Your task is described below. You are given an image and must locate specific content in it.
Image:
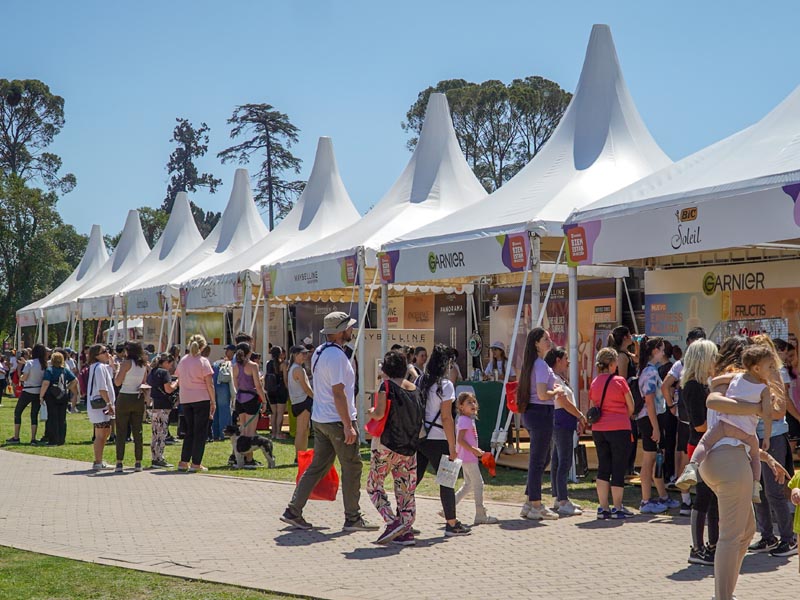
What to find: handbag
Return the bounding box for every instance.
[365,380,391,437]
[87,365,107,410]
[296,449,339,501]
[505,381,521,413]
[586,374,615,424]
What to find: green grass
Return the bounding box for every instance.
[0,399,648,510]
[0,546,304,600]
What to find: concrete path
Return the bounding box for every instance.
[0,450,796,599]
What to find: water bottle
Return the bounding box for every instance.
[654,446,664,480]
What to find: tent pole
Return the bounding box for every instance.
[157,302,167,353]
[77,318,83,370]
[530,234,541,325]
[492,265,529,458]
[568,265,579,410]
[123,306,128,343]
[469,289,481,372]
[536,239,565,328]
[356,248,367,444]
[248,279,262,339]
[622,277,639,335]
[262,299,269,366]
[43,317,49,347]
[615,278,624,324]
[465,284,473,380]
[242,275,253,336]
[380,282,389,359]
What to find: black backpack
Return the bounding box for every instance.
[46,370,70,404]
[628,374,645,417]
[380,380,425,456]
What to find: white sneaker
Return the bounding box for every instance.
[676,462,699,491]
[557,501,583,516]
[473,509,499,525]
[520,501,533,518]
[526,505,559,520]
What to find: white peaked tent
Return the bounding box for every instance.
[124,168,267,342]
[381,24,672,452]
[15,224,109,345]
[269,92,487,297]
[382,24,670,285]
[44,210,150,328]
[182,137,361,314]
[267,92,487,432]
[79,192,203,320]
[564,84,800,267]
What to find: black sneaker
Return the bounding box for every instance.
[444,521,471,537]
[748,537,778,553]
[769,540,798,557]
[375,519,406,544]
[151,459,173,469]
[280,509,312,530]
[679,502,692,517]
[5,437,20,444]
[343,516,380,531]
[688,546,714,566]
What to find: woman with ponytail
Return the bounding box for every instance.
[233,342,267,468]
[608,326,635,379]
[518,327,563,521]
[175,335,216,472]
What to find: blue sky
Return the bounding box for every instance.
[3,1,798,239]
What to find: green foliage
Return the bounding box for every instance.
[162,118,222,237]
[0,174,86,332]
[217,104,305,230]
[403,77,572,191]
[0,79,76,193]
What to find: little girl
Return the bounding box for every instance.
[454,392,498,525]
[676,345,774,502]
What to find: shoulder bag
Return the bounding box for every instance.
[586,374,615,425]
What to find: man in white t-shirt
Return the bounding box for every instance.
[281,311,378,532]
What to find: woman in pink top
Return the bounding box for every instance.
[590,347,634,519]
[175,334,216,472]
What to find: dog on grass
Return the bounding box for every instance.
[223,424,277,469]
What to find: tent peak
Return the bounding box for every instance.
[295,136,352,231]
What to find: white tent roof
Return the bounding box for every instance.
[182,137,361,309]
[78,192,204,318]
[44,210,151,323]
[564,83,800,266]
[379,25,670,284]
[16,224,109,326]
[270,92,487,296]
[124,168,268,314]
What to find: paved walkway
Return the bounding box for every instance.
[0,450,796,599]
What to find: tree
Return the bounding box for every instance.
[218,104,305,230]
[0,174,85,331]
[403,77,572,192]
[162,118,222,237]
[0,79,76,192]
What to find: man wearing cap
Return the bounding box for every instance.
[485,341,516,381]
[281,311,377,531]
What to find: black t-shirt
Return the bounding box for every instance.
[683,379,708,447]
[148,367,174,410]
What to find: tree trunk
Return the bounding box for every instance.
[266,131,274,231]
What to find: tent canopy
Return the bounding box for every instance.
[45,211,150,324]
[79,192,204,319]
[564,83,800,268]
[16,224,109,326]
[268,92,487,297]
[380,24,669,285]
[124,168,267,316]
[183,137,361,310]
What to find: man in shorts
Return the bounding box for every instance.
[280,311,377,532]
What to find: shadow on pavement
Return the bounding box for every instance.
[274,527,345,547]
[498,518,547,531]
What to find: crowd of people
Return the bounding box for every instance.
[3,311,800,598]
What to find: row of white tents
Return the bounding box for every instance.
[18,24,800,444]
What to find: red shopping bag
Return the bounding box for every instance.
[296,449,339,501]
[505,381,521,413]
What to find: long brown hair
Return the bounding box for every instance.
[517,328,548,412]
[637,335,664,374]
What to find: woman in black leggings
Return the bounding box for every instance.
[7,345,48,444]
[681,339,721,565]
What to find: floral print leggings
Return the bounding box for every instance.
[150,409,171,462]
[367,447,417,528]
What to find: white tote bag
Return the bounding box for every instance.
[435,455,463,488]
